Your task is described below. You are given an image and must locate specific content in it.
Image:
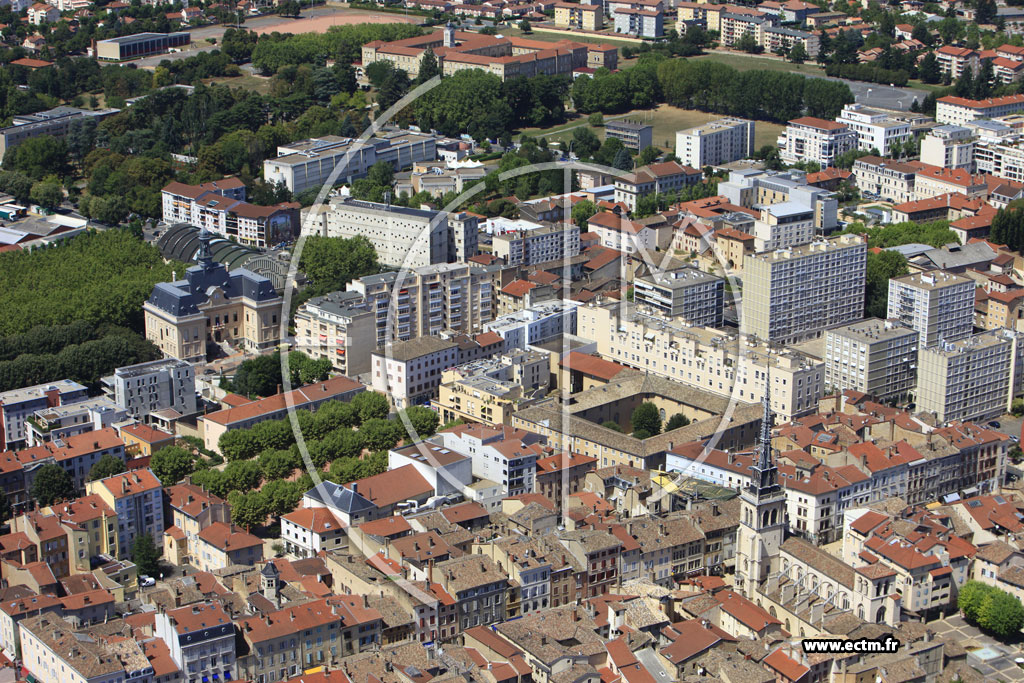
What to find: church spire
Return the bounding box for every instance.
[750,376,779,495]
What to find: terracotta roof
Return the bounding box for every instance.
[560,351,629,381]
[239,598,345,643]
[358,515,412,538]
[282,507,345,533]
[120,423,174,444]
[850,510,888,535]
[501,279,537,297]
[535,451,597,474]
[196,521,263,551]
[99,468,161,498]
[60,588,114,611]
[164,602,232,634]
[166,482,226,517]
[937,93,1024,108]
[351,464,432,508]
[202,376,363,426]
[659,619,736,664]
[440,502,489,525]
[54,428,123,462]
[764,648,810,681]
[788,116,848,131]
[10,57,52,68]
[712,589,781,632]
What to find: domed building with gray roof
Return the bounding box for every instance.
[144,229,283,363]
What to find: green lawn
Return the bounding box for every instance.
[522,103,784,153]
[204,74,275,95]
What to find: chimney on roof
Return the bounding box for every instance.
[351,483,358,495]
[711,502,719,516]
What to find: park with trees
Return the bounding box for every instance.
[146,393,438,533]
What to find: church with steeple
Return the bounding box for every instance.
[735,386,787,598]
[733,385,903,630]
[144,229,283,362]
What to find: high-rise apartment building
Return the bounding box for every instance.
[348,263,497,345]
[823,318,918,402]
[742,234,867,345]
[887,271,975,348]
[293,291,377,377]
[632,267,724,326]
[920,125,975,169]
[836,104,913,157]
[778,117,857,166]
[675,117,755,169]
[316,197,478,268]
[576,302,823,419]
[0,379,88,451]
[491,222,581,267]
[917,329,1024,423]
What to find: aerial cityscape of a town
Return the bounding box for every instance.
[11,0,1024,681]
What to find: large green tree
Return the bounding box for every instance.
[298,235,380,297]
[979,587,1024,638]
[0,230,178,337]
[865,250,908,319]
[87,453,126,482]
[958,580,992,623]
[631,402,662,437]
[150,446,195,486]
[352,391,390,423]
[31,464,76,506]
[132,533,162,578]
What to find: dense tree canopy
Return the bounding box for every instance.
[0,230,178,336]
[865,250,908,320]
[656,60,853,122]
[991,203,1024,253]
[150,446,195,486]
[298,235,381,298]
[251,24,424,75]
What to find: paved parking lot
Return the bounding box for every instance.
[930,614,1024,681]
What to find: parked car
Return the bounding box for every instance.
[139,575,156,587]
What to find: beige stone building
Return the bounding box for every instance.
[555,2,603,30]
[577,301,823,420]
[436,349,549,426]
[144,230,281,362]
[742,234,867,345]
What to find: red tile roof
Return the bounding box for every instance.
[764,648,810,682]
[351,464,432,508]
[196,522,263,551]
[560,351,629,381]
[203,376,363,426]
[282,507,345,533]
[788,116,848,131]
